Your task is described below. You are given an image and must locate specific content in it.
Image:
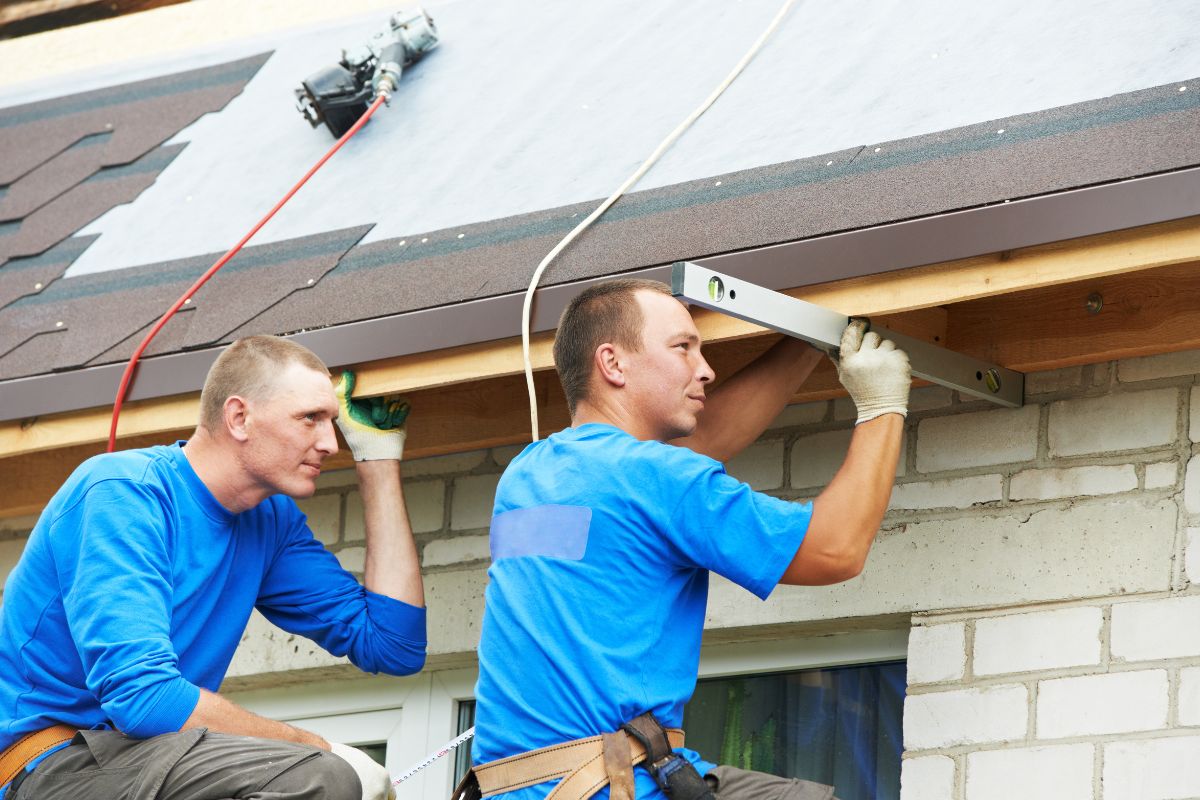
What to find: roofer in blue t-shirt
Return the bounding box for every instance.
[0,336,426,800]
[461,278,911,800]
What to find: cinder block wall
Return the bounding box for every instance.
[1,350,1198,797]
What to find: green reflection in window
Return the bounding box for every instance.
[683,661,906,800]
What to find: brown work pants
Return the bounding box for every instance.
[9,728,361,800]
[705,765,840,800]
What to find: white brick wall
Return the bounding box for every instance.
[1191,385,1199,443]
[907,623,966,684]
[450,473,501,530]
[404,450,486,477]
[916,406,1039,472]
[790,428,852,488]
[768,401,827,429]
[725,440,784,490]
[900,756,955,800]
[1188,527,1200,585]
[296,493,340,545]
[0,539,25,588]
[1036,670,1168,738]
[1103,736,1200,800]
[791,427,907,489]
[889,475,1002,511]
[1186,454,1200,514]
[965,744,1093,800]
[1024,366,1083,395]
[423,534,490,568]
[347,484,445,539]
[1048,389,1177,457]
[1009,465,1137,501]
[974,607,1102,676]
[1143,461,1176,489]
[904,685,1027,749]
[1178,666,1200,725]
[1117,350,1200,382]
[1111,595,1200,661]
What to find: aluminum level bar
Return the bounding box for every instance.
[671,261,1024,407]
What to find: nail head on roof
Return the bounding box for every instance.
[307,278,315,285]
[997,129,1005,134]
[398,240,406,246]
[183,298,191,305]
[457,233,465,238]
[421,237,428,243]
[874,147,881,153]
[34,282,42,290]
[55,321,63,327]
[1181,86,1189,92]
[826,160,833,166]
[714,181,722,186]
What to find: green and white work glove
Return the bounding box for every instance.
[329,742,396,800]
[835,319,912,425]
[334,370,411,461]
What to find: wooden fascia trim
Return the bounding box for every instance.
[1,213,1198,466]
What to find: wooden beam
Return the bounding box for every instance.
[945,259,1200,372]
[5,254,1200,519]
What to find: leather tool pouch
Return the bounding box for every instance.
[622,713,714,800]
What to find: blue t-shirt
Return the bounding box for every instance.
[0,442,426,779]
[473,424,811,799]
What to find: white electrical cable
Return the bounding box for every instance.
[520,0,800,441]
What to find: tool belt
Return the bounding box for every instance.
[452,713,713,800]
[0,725,77,790]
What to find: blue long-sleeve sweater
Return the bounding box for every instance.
[0,442,426,760]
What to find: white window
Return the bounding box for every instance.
[228,630,906,799]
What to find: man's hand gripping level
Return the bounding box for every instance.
[835,319,912,424]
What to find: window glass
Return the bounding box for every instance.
[683,661,906,800]
[358,742,388,766]
[453,699,477,786]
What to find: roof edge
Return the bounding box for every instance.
[2,164,1199,424]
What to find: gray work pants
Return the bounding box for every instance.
[705,765,840,800]
[11,729,362,800]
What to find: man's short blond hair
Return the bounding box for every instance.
[198,335,329,431]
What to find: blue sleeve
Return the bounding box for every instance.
[49,480,201,738]
[255,499,427,676]
[663,452,811,600]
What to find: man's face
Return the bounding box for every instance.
[622,290,715,441]
[240,361,339,498]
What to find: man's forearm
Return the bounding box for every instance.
[782,414,903,585]
[356,459,424,607]
[183,688,328,749]
[674,337,823,462]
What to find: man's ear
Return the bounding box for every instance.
[224,395,251,442]
[594,342,626,388]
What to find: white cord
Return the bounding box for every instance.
[520,0,800,441]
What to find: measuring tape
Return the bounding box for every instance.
[391,726,476,786]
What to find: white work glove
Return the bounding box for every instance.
[334,371,410,461]
[330,742,396,800]
[834,319,911,424]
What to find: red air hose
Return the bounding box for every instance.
[106,94,388,452]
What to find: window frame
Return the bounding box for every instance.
[226,629,908,798]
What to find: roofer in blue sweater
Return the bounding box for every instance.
[0,335,425,800]
[461,279,910,800]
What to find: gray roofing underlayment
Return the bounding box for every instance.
[0,0,1198,405]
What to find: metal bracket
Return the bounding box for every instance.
[671,261,1024,407]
